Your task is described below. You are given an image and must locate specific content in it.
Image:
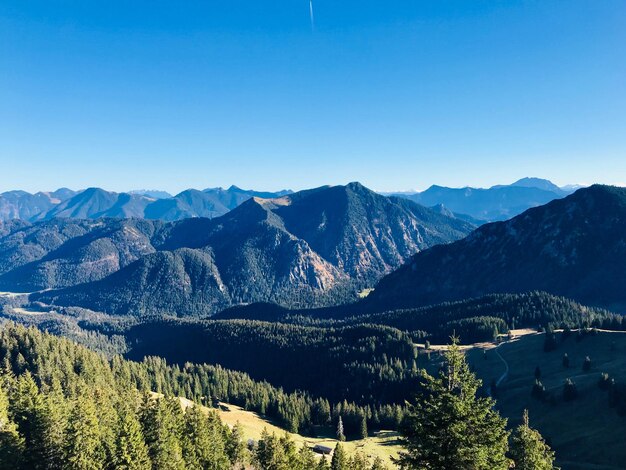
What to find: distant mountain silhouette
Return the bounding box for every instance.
[389,178,575,222]
[0,186,294,222]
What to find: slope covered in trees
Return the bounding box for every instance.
[368,185,626,312]
[0,322,397,468]
[27,183,473,315]
[214,292,624,344]
[125,319,421,405]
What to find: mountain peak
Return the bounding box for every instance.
[510,177,563,193]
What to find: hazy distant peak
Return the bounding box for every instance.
[129,189,172,199]
[508,177,564,193]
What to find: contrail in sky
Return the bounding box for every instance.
[309,0,315,31]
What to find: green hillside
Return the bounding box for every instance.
[465,330,626,470]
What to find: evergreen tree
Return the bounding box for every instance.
[140,397,186,470]
[181,405,230,470]
[331,443,348,470]
[226,421,248,468]
[395,338,510,470]
[349,450,369,470]
[532,380,546,401]
[114,404,150,470]
[509,410,557,470]
[0,381,24,470]
[316,455,329,470]
[359,413,368,439]
[336,416,346,442]
[583,356,591,372]
[64,391,105,470]
[562,353,570,368]
[370,456,387,470]
[563,379,578,401]
[295,444,317,470]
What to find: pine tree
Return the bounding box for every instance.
[295,444,316,470]
[0,381,24,470]
[395,338,510,470]
[583,356,591,372]
[140,397,186,470]
[10,372,66,469]
[316,455,329,470]
[114,404,150,470]
[562,353,570,368]
[331,443,347,470]
[349,450,369,470]
[563,379,578,401]
[370,456,387,470]
[182,405,230,470]
[509,410,557,469]
[64,391,105,470]
[226,421,248,468]
[359,413,368,439]
[336,416,346,442]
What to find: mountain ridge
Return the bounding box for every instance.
[366,185,626,312]
[28,182,475,316]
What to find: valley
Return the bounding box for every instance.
[0,183,624,469]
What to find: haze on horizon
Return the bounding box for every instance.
[1,0,624,194]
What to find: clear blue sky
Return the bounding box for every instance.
[1,1,624,193]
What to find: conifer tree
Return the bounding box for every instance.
[316,455,329,470]
[336,416,346,442]
[140,397,186,470]
[114,404,150,470]
[64,391,105,470]
[331,443,347,470]
[509,410,557,470]
[359,413,368,439]
[226,421,248,468]
[349,450,369,470]
[563,379,578,401]
[370,456,387,470]
[395,338,510,470]
[182,405,230,470]
[295,444,316,470]
[0,381,24,470]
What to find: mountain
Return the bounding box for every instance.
[40,187,154,220]
[390,178,573,222]
[508,177,568,195]
[31,182,475,316]
[367,185,626,312]
[128,189,173,199]
[203,185,293,205]
[0,218,162,291]
[0,188,76,222]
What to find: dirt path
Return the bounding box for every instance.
[493,343,509,387]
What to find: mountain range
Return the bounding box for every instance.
[0,186,292,222]
[1,178,575,224]
[0,182,475,315]
[389,177,575,222]
[367,185,626,312]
